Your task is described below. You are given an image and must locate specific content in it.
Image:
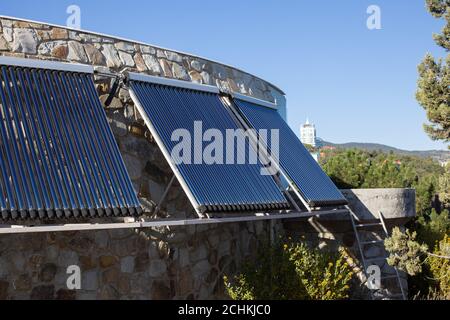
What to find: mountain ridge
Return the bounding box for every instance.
[320,140,449,162]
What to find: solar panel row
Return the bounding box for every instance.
[0,63,141,219]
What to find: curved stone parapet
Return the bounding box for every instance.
[0,16,284,107]
[341,188,416,221]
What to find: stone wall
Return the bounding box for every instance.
[0,16,284,105]
[0,221,278,300]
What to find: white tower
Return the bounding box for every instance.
[300,118,317,147]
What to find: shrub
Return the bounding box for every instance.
[428,235,450,299]
[224,239,353,300]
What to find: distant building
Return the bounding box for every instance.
[300,118,317,147]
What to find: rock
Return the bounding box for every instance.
[134,252,149,272]
[207,233,220,248]
[51,28,68,40]
[110,238,136,257]
[102,268,120,285]
[218,240,231,256]
[148,259,167,277]
[56,289,76,300]
[134,53,147,72]
[201,71,212,85]
[212,64,227,80]
[0,281,8,300]
[148,179,164,203]
[189,71,202,84]
[102,44,121,68]
[2,27,13,42]
[82,270,98,291]
[118,275,130,293]
[178,268,193,295]
[115,42,135,53]
[190,60,203,72]
[156,50,166,58]
[99,255,118,268]
[141,46,156,55]
[12,28,37,54]
[14,274,32,291]
[227,78,239,92]
[99,284,120,300]
[178,248,190,268]
[108,110,128,137]
[172,63,189,80]
[165,51,182,63]
[1,19,13,27]
[159,59,173,77]
[80,34,102,43]
[121,256,135,273]
[80,255,97,270]
[118,51,135,67]
[57,251,79,266]
[192,260,210,278]
[38,40,65,55]
[190,244,208,263]
[30,285,54,300]
[142,54,161,74]
[122,154,143,180]
[94,230,109,248]
[0,35,10,50]
[84,44,105,65]
[151,280,171,299]
[52,45,68,59]
[39,263,57,282]
[67,41,88,63]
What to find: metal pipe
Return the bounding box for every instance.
[0,209,348,234]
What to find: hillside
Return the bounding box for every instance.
[320,140,449,163]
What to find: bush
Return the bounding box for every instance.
[224,239,353,300]
[428,235,450,299]
[416,209,450,248]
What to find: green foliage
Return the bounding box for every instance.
[320,149,443,215]
[426,0,450,50]
[428,235,450,298]
[416,209,450,248]
[416,1,450,146]
[439,165,450,207]
[224,239,353,300]
[385,227,429,276]
[416,54,450,144]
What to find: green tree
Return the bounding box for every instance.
[439,164,450,207]
[416,1,450,146]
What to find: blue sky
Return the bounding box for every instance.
[0,0,448,151]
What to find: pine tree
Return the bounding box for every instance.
[416,0,450,147]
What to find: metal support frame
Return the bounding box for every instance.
[126,72,220,94]
[153,175,176,215]
[0,208,348,234]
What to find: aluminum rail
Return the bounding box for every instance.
[232,92,278,110]
[0,209,348,234]
[0,56,93,73]
[126,72,219,94]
